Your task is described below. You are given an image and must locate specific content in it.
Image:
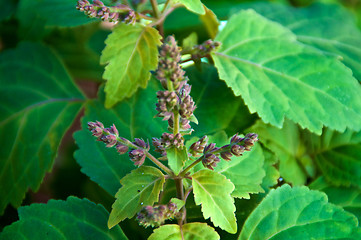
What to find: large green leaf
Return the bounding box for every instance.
[100,23,161,108]
[174,0,205,15]
[192,169,237,233]
[224,2,361,83]
[304,128,361,187]
[216,143,265,199]
[17,0,95,27]
[0,197,127,240]
[74,79,167,196]
[148,223,219,240]
[0,42,84,214]
[260,147,280,191]
[212,9,361,135]
[108,166,165,228]
[310,176,361,223]
[166,147,188,176]
[249,119,312,186]
[239,184,361,240]
[186,64,255,136]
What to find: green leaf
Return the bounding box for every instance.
[234,2,361,83]
[239,184,361,240]
[310,176,361,223]
[212,9,361,135]
[174,0,205,15]
[192,169,237,233]
[100,23,161,108]
[199,6,220,39]
[108,166,165,228]
[260,147,280,191]
[305,128,361,187]
[249,119,310,186]
[0,197,127,240]
[74,79,167,196]
[186,63,255,136]
[148,223,219,240]
[0,42,84,214]
[166,146,188,175]
[216,143,265,199]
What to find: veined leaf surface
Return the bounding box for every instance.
[108,166,165,228]
[212,10,361,135]
[239,185,361,239]
[174,0,205,15]
[166,147,188,175]
[0,42,85,214]
[192,169,237,233]
[148,223,219,240]
[100,23,161,108]
[0,197,127,240]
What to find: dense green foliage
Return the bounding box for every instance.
[1,0,361,239]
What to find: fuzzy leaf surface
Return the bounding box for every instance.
[216,143,265,199]
[166,147,188,175]
[174,0,205,15]
[0,197,127,240]
[0,42,84,214]
[100,23,161,108]
[249,119,310,186]
[212,10,361,134]
[148,223,219,240]
[192,169,237,233]
[310,177,361,223]
[74,80,167,196]
[305,128,361,188]
[108,166,165,228]
[233,2,361,82]
[239,184,361,240]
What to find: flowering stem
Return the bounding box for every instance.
[173,111,180,135]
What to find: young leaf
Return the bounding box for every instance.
[108,166,165,229]
[148,223,219,240]
[216,143,265,199]
[100,23,161,108]
[0,197,127,240]
[174,0,205,15]
[0,42,85,214]
[239,184,361,240]
[74,80,167,196]
[166,146,188,175]
[212,9,361,135]
[304,128,361,188]
[310,176,361,223]
[249,119,310,185]
[170,198,185,211]
[192,169,237,233]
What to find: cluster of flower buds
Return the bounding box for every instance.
[76,0,136,24]
[136,202,179,228]
[155,90,178,120]
[152,133,184,157]
[155,36,197,132]
[191,39,221,59]
[156,36,186,91]
[88,121,129,154]
[188,133,258,170]
[128,138,149,166]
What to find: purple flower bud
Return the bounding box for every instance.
[204,143,216,153]
[221,151,233,161]
[102,134,117,147]
[134,138,147,148]
[129,149,146,166]
[230,133,243,144]
[202,153,220,170]
[116,144,128,154]
[231,144,245,157]
[93,0,104,7]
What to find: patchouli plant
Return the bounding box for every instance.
[1,0,361,239]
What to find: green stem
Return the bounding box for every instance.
[161,0,171,14]
[150,0,160,18]
[173,111,180,135]
[179,156,204,177]
[175,178,185,225]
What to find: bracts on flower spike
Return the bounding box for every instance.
[136,201,180,228]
